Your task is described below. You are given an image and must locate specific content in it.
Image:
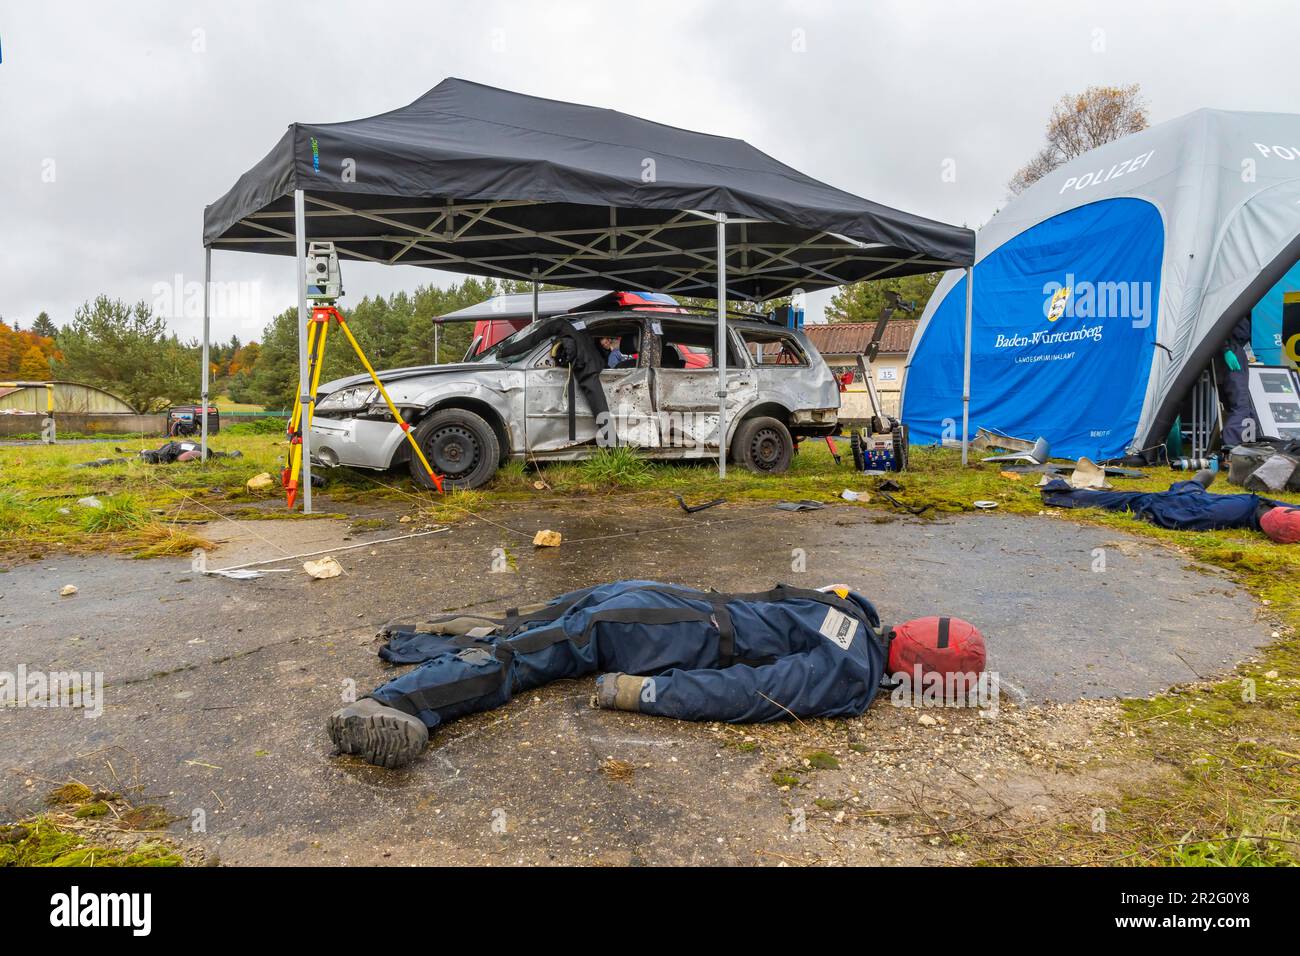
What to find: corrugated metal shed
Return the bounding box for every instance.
[0,381,135,414]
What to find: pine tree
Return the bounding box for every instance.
[31,312,57,338]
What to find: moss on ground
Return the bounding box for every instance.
[0,818,183,867]
[2,784,187,867]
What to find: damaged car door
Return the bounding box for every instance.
[651,318,757,453]
[524,318,659,453]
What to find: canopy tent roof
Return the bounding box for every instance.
[202,78,974,299]
[432,288,680,324]
[436,288,613,322]
[902,108,1300,460]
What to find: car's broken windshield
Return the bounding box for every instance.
[469,323,541,362]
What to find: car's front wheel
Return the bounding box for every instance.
[409,407,500,491]
[731,415,793,475]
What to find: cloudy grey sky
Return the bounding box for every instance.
[2,0,1296,342]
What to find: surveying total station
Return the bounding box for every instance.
[283,242,444,507]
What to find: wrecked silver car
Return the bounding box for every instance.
[310,311,840,489]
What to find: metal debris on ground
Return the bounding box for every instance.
[673,493,725,514]
[1067,457,1111,490]
[205,568,270,581]
[968,427,1037,454]
[774,500,825,512]
[982,436,1051,465]
[878,491,931,517]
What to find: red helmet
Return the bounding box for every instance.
[1261,506,1300,544]
[888,616,986,681]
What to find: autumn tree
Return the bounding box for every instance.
[227,341,260,377]
[17,343,52,379]
[0,319,61,377]
[1008,84,1149,195]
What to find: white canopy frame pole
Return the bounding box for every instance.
[200,245,211,461]
[531,266,539,323]
[960,265,973,466]
[716,212,728,479]
[294,189,313,513]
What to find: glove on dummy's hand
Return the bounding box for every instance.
[1224,349,1242,372]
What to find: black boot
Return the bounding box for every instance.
[327,698,429,768]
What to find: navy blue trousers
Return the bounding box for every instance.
[1041,478,1284,531]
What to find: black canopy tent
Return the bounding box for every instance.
[201,78,974,507]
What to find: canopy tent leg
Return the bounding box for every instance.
[716,212,728,479]
[433,321,439,364]
[201,246,211,462]
[531,267,539,324]
[961,265,973,466]
[294,189,313,513]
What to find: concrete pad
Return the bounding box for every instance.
[0,502,1271,864]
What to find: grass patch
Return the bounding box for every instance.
[79,494,149,533]
[223,416,287,436]
[0,433,296,557]
[1,431,145,441]
[578,446,657,486]
[130,525,214,559]
[1166,829,1297,867]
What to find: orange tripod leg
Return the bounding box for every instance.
[286,314,329,508]
[330,308,444,493]
[825,435,842,465]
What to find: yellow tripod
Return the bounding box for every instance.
[284,304,444,508]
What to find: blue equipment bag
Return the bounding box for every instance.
[369,580,889,731]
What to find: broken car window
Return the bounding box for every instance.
[739,329,810,367]
[656,321,740,370]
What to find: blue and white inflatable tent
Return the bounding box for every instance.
[902,109,1300,461]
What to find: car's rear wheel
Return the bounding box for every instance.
[731,415,793,475]
[409,408,500,491]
